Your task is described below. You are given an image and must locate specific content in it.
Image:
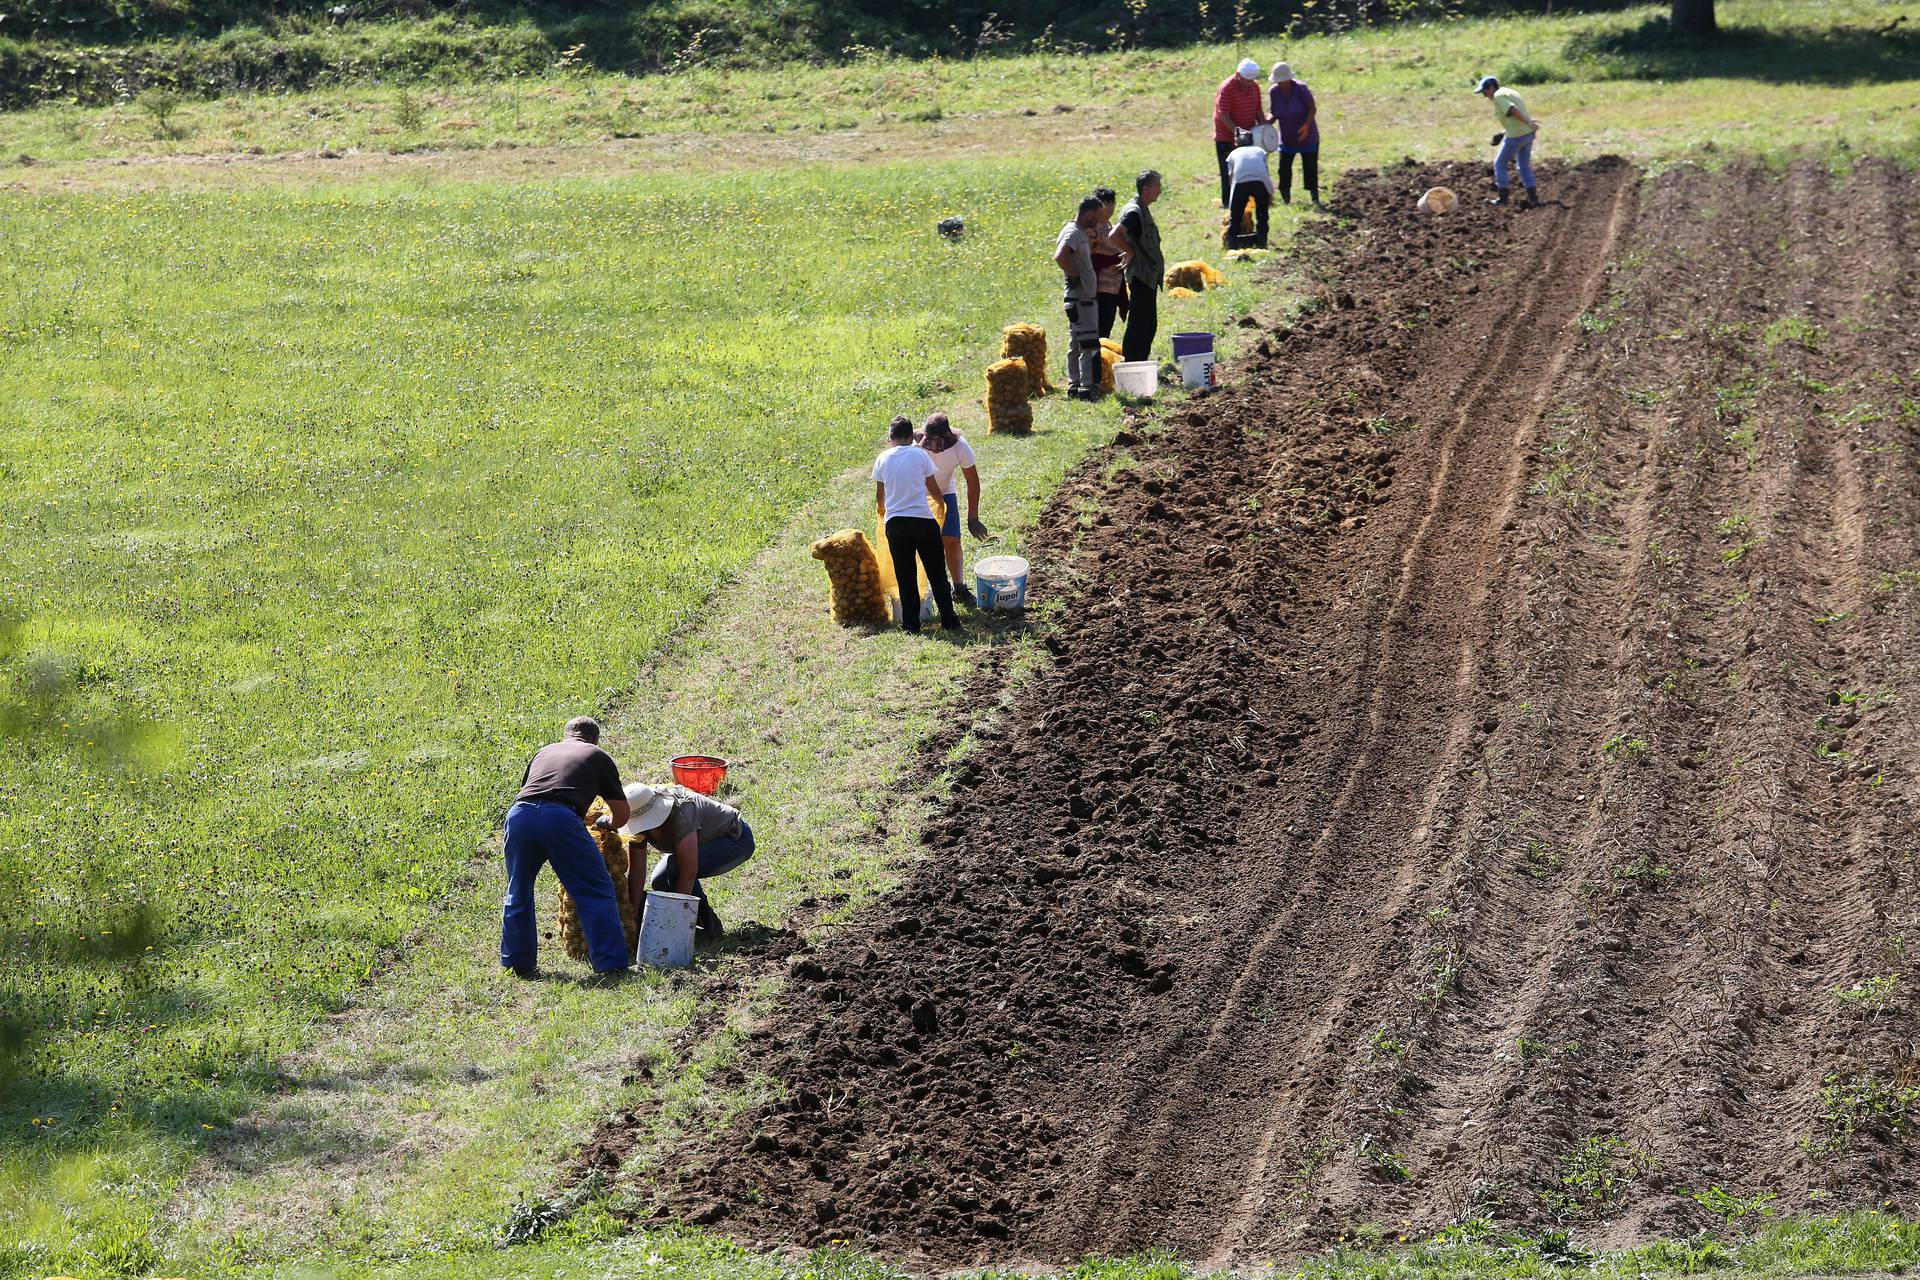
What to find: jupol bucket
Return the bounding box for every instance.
[1114,360,1159,397]
[1177,351,1218,388]
[974,554,1031,611]
[639,890,699,968]
[1170,332,1215,360]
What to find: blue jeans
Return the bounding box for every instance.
[1495,131,1536,190]
[648,820,756,899]
[501,800,629,973]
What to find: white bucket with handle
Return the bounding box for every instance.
[1114,360,1158,397]
[638,890,699,968]
[975,554,1030,611]
[1177,351,1217,388]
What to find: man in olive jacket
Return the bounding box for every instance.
[1110,169,1165,364]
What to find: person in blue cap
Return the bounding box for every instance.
[1476,75,1540,208]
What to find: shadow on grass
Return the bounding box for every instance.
[1566,16,1920,85]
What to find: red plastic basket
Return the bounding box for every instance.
[670,754,729,796]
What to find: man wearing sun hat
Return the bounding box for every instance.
[1476,74,1540,207]
[1213,57,1269,208]
[606,780,755,942]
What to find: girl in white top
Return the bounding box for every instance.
[872,416,960,633]
[917,412,990,604]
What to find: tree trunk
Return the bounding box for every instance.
[1672,0,1717,35]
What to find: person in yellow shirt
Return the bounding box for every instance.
[1476,75,1540,208]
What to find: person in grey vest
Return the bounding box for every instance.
[1110,170,1165,364]
[1054,195,1105,400]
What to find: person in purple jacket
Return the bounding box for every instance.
[1268,62,1320,206]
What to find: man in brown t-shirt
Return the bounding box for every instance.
[501,716,634,976]
[613,781,755,941]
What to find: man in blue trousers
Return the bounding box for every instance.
[500,716,633,977]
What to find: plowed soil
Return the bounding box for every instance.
[624,156,1920,1266]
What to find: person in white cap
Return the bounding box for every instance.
[1268,62,1321,206]
[1476,75,1540,207]
[605,780,755,942]
[1213,57,1269,209]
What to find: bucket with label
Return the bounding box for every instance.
[975,554,1031,611]
[1177,351,1218,388]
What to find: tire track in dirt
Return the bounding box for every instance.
[625,158,1920,1267]
[1193,166,1640,1263]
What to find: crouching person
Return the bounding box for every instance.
[613,782,755,943]
[501,716,633,977]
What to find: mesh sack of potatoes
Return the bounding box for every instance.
[556,798,640,963]
[1164,260,1225,292]
[1098,338,1122,393]
[1417,186,1459,214]
[809,528,891,626]
[1167,286,1199,298]
[986,356,1034,434]
[1000,323,1054,398]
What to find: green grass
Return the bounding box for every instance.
[6,1,1920,172]
[156,1210,1920,1280]
[6,0,1920,1274]
[0,137,1263,1273]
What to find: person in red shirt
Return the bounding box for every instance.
[1213,58,1268,209]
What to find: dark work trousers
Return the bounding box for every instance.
[1122,279,1159,363]
[500,800,628,973]
[1227,181,1271,249]
[1097,291,1124,339]
[647,820,756,901]
[1277,149,1320,204]
[884,515,958,634]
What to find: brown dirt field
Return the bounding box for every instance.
[609,156,1920,1267]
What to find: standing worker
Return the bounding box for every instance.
[1223,128,1276,249]
[614,781,754,942]
[1476,75,1540,207]
[874,415,961,634]
[1090,186,1129,341]
[1268,63,1321,206]
[500,716,633,978]
[1212,57,1268,209]
[1055,195,1105,401]
[919,412,989,603]
[1110,169,1164,364]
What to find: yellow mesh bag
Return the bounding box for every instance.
[1000,323,1053,398]
[809,528,891,626]
[985,356,1034,435]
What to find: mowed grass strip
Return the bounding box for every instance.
[0,153,1229,1254]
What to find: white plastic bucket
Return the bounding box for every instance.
[1114,360,1158,397]
[1177,351,1217,388]
[975,554,1030,611]
[638,890,699,968]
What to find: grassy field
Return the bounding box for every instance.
[0,137,1263,1275]
[5,1,1920,1277]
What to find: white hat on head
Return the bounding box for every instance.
[619,782,674,835]
[1237,57,1260,79]
[1271,62,1295,83]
